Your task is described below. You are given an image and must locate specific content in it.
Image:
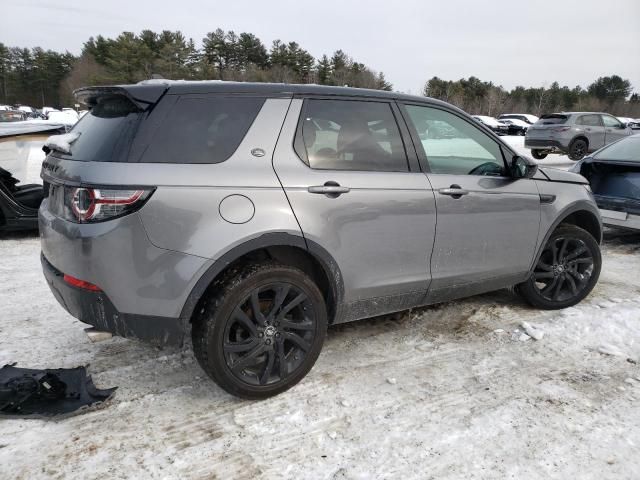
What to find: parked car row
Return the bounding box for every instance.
[0,105,85,124]
[472,113,540,136]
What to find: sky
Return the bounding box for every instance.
[2,0,640,94]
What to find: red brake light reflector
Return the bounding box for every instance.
[63,274,102,292]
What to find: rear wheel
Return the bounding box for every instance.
[568,139,588,160]
[517,225,601,309]
[192,262,327,399]
[531,150,548,160]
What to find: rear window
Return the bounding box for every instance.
[594,136,640,162]
[55,95,143,162]
[537,114,568,125]
[144,96,265,164]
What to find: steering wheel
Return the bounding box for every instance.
[468,162,503,176]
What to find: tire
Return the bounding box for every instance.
[568,139,588,161]
[531,150,548,160]
[192,262,327,399]
[517,225,601,310]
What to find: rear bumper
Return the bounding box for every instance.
[524,139,566,151]
[41,254,185,345]
[38,199,211,346]
[599,210,640,231]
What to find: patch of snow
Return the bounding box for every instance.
[45,132,80,154]
[521,321,544,340]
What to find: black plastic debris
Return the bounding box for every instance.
[0,364,116,417]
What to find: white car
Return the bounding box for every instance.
[46,110,78,126]
[472,115,509,135]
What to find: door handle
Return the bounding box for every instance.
[308,182,350,197]
[439,185,469,198]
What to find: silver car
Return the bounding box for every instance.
[39,82,603,398]
[525,112,632,161]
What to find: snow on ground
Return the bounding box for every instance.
[1,135,639,479]
[1,234,640,479]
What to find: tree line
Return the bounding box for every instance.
[0,29,638,118]
[0,29,391,107]
[424,75,639,118]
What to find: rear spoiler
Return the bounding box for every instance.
[73,84,169,110]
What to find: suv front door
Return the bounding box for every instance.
[602,114,630,145]
[400,103,541,303]
[273,98,437,319]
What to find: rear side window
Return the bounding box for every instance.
[296,99,408,172]
[537,114,568,125]
[577,114,602,127]
[56,95,142,162]
[145,96,265,164]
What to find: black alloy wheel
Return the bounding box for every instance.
[532,237,594,302]
[517,225,601,309]
[223,282,318,387]
[569,139,588,160]
[192,263,327,399]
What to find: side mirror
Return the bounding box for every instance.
[511,156,538,179]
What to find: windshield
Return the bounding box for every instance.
[537,114,568,125]
[594,135,640,162]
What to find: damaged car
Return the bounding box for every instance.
[571,134,640,231]
[0,123,66,232]
[40,81,603,399]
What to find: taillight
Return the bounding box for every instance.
[551,126,571,133]
[65,187,154,223]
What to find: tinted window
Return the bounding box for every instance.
[602,115,623,128]
[405,105,506,176]
[55,95,142,162]
[145,96,265,164]
[537,114,568,125]
[577,114,601,127]
[298,99,408,172]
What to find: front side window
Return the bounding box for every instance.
[602,115,623,128]
[577,114,601,127]
[298,99,408,172]
[404,105,506,176]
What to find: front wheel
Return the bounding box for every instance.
[192,263,327,399]
[531,150,548,160]
[517,225,601,310]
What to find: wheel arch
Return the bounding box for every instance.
[179,233,344,326]
[570,135,589,148]
[530,202,602,272]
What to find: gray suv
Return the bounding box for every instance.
[39,82,603,398]
[525,112,632,161]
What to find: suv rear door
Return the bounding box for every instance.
[575,114,605,150]
[400,103,541,303]
[272,97,436,318]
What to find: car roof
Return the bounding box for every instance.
[129,79,452,106]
